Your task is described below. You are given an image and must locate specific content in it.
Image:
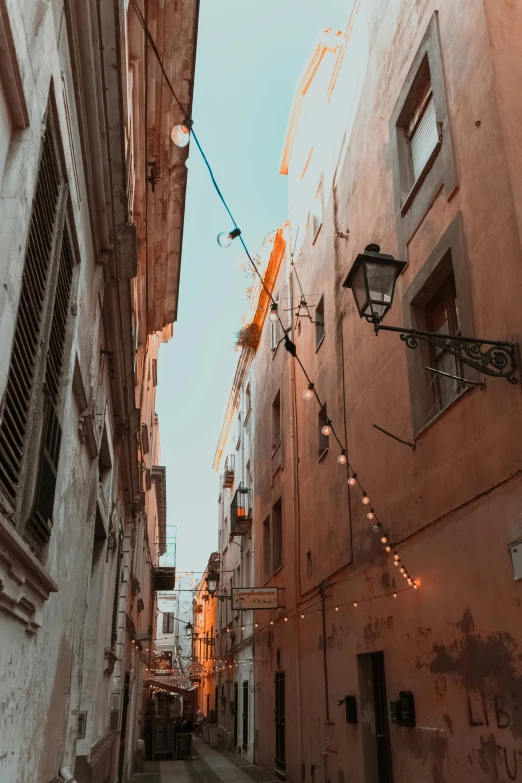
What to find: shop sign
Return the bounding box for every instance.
[231,587,279,610]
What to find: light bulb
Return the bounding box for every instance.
[171,124,190,147]
[217,227,240,248]
[303,384,314,400]
[362,495,370,505]
[400,567,405,573]
[301,614,305,619]
[380,535,388,544]
[322,424,332,436]
[348,476,356,486]
[394,560,399,567]
[402,572,408,578]
[335,606,339,612]
[338,451,347,465]
[284,617,288,622]
[353,602,358,607]
[393,553,400,561]
[269,304,279,322]
[385,545,392,553]
[270,620,274,625]
[413,583,418,589]
[407,578,412,585]
[393,593,397,598]
[367,511,375,520]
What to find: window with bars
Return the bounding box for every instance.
[162,612,174,634]
[0,109,75,556]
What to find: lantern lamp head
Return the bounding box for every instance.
[185,622,193,638]
[343,244,406,325]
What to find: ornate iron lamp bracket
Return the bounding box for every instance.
[374,323,518,383]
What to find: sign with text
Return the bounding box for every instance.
[152,651,172,675]
[232,587,279,610]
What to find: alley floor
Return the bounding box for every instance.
[130,737,281,783]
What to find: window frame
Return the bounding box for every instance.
[315,296,325,351]
[402,213,475,435]
[390,13,457,261]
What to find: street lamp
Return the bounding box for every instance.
[185,622,193,638]
[206,570,219,596]
[343,244,518,383]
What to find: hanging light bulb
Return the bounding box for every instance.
[171,123,191,147]
[393,593,397,598]
[394,560,399,567]
[335,606,339,612]
[269,303,279,322]
[338,449,347,465]
[413,582,418,589]
[400,567,405,573]
[362,495,370,505]
[322,421,332,436]
[348,476,356,486]
[385,545,392,553]
[380,535,388,544]
[367,511,375,520]
[217,227,241,248]
[301,614,305,619]
[284,617,288,622]
[353,601,358,607]
[303,383,315,401]
[393,553,400,561]
[270,620,274,625]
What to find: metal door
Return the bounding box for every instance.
[372,653,394,783]
[118,672,130,782]
[242,681,249,752]
[275,671,286,771]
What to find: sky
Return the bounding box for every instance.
[156,0,348,576]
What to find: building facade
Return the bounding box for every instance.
[249,1,522,782]
[0,0,198,781]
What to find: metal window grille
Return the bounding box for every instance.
[410,93,438,181]
[0,123,62,514]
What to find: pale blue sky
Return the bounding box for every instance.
[156,0,347,575]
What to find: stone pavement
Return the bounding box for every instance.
[129,737,280,783]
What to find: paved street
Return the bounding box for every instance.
[130,739,280,783]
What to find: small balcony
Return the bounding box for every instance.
[153,566,176,591]
[222,455,235,488]
[230,486,253,536]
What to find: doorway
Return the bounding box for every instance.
[118,672,130,782]
[233,683,238,747]
[275,671,286,771]
[358,652,393,783]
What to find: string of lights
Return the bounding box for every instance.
[130,0,419,596]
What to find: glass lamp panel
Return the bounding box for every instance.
[365,261,398,320]
[351,263,369,317]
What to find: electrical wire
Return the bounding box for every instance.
[129,1,419,591]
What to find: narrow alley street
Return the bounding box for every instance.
[130,740,279,783]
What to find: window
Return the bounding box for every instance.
[425,273,463,412]
[390,14,457,258]
[0,109,75,556]
[315,297,325,349]
[162,612,174,634]
[408,84,439,183]
[306,551,313,578]
[270,298,282,351]
[263,516,271,580]
[272,390,281,452]
[403,214,474,434]
[311,179,323,242]
[244,383,252,424]
[272,498,283,572]
[318,405,329,458]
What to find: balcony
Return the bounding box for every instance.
[222,455,235,487]
[230,486,253,536]
[153,566,176,591]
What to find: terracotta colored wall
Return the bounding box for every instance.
[251,1,522,781]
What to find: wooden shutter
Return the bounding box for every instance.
[0,122,62,514]
[24,227,75,553]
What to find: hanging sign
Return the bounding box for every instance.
[152,651,172,675]
[232,587,279,610]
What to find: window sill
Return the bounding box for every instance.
[315,333,325,353]
[318,447,329,463]
[400,141,441,216]
[0,511,58,634]
[415,383,472,440]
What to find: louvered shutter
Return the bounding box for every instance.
[0,122,61,514]
[410,93,439,181]
[25,228,75,553]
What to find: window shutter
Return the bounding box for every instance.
[24,228,75,553]
[410,94,438,182]
[0,122,62,514]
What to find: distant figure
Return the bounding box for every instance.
[195,707,203,736]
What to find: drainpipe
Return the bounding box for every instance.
[287,240,304,772]
[319,582,330,722]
